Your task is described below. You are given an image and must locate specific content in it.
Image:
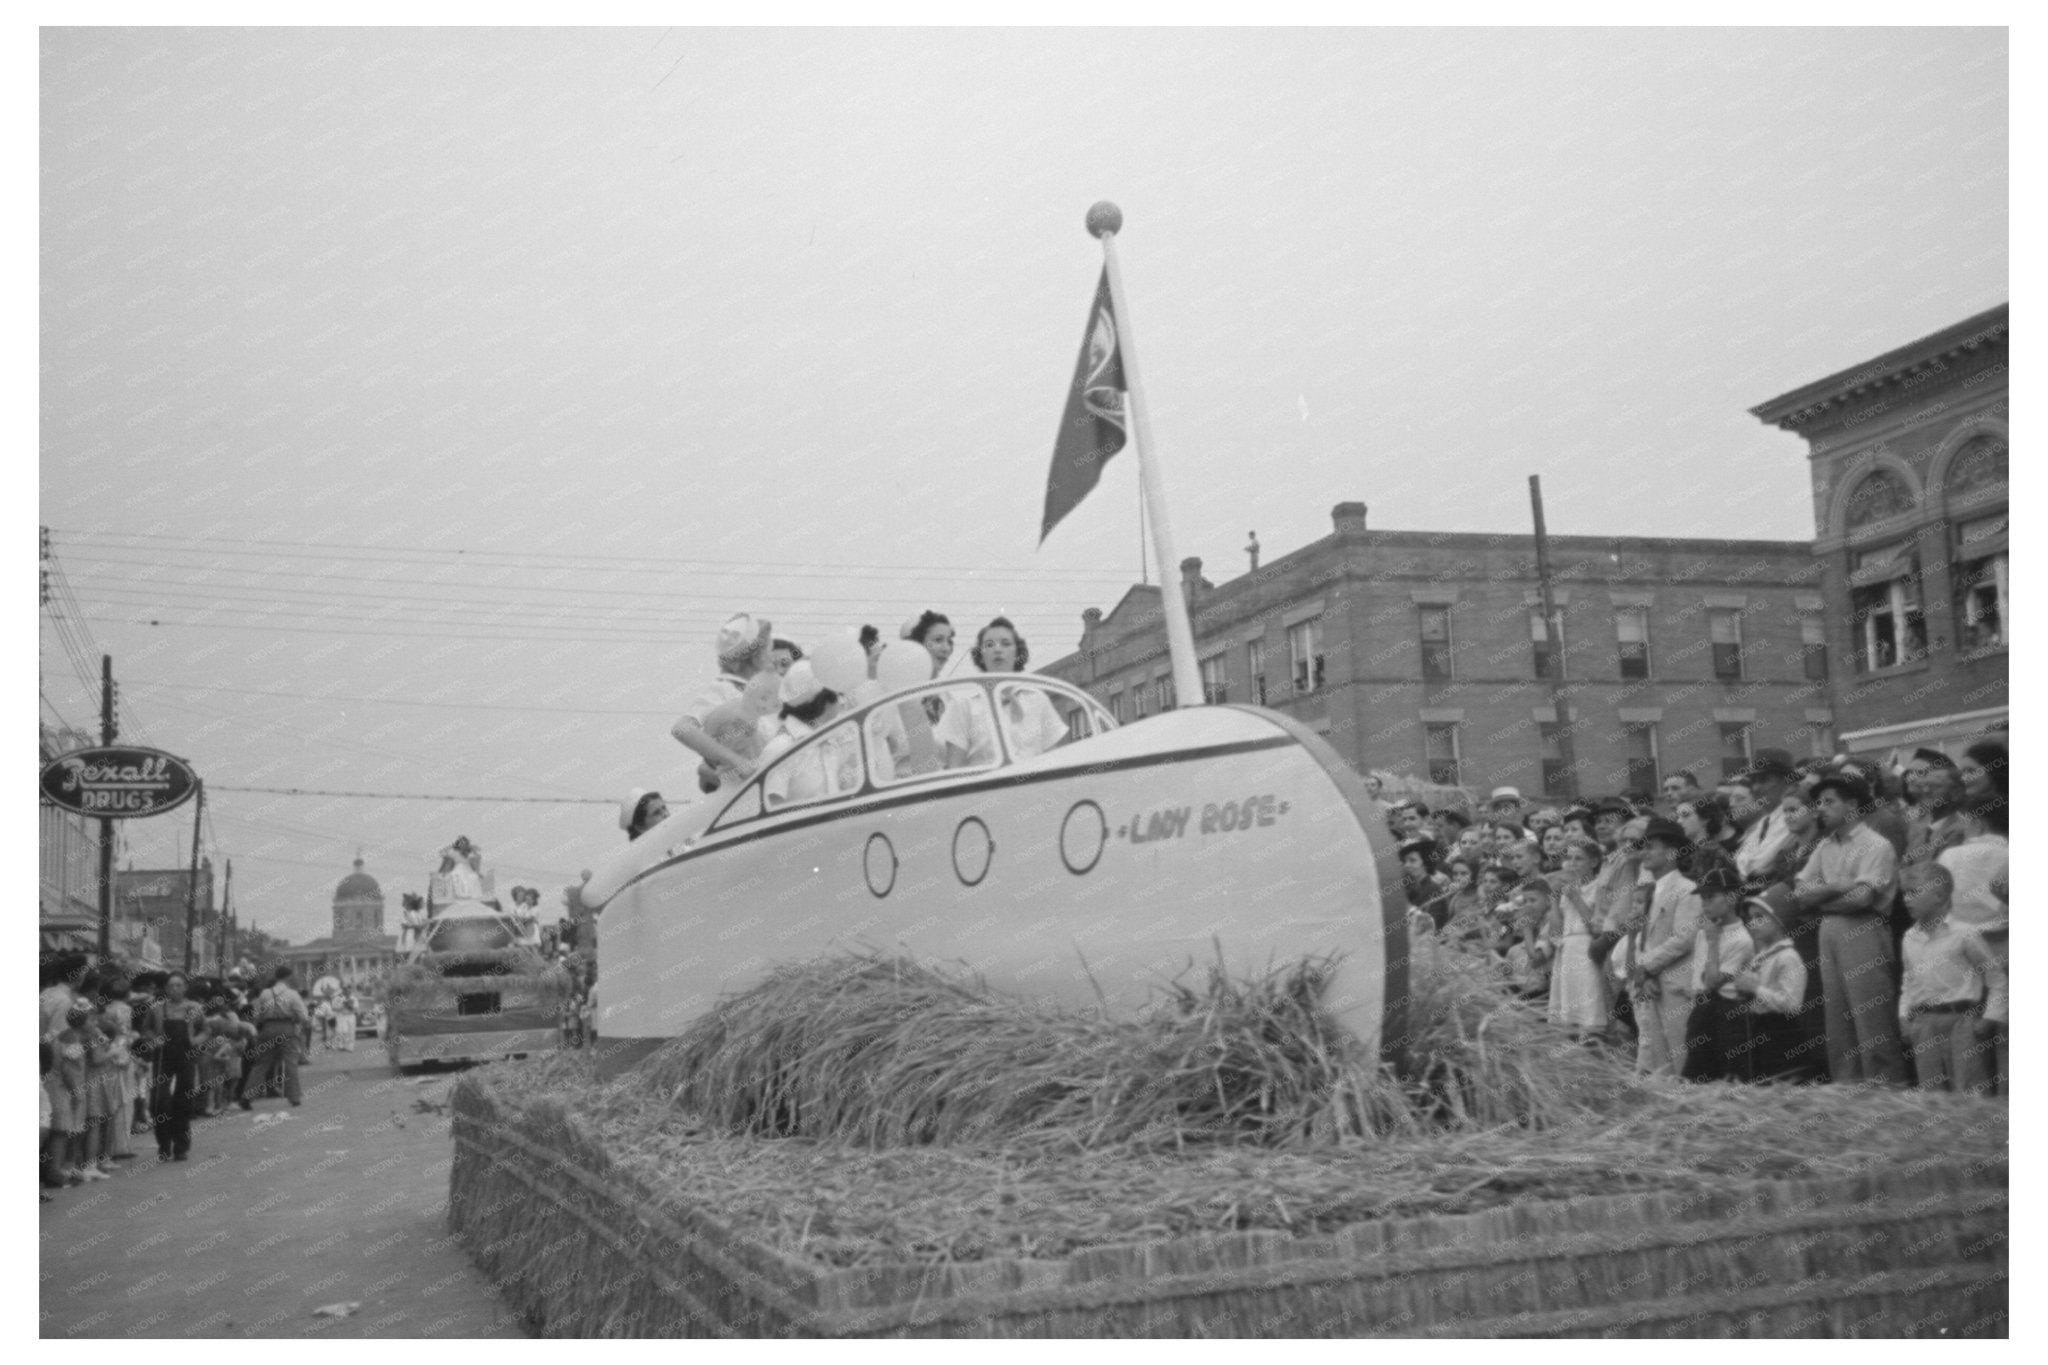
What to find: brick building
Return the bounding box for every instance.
[1750,303,2008,756]
[1041,503,1826,804]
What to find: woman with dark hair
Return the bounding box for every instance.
[1398,836,1453,930]
[769,638,805,675]
[904,610,955,677]
[620,789,669,842]
[937,617,1065,766]
[1960,737,2008,806]
[760,662,857,806]
[1675,794,1741,881]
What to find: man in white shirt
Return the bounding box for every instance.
[1794,773,1906,1084]
[1732,749,1798,886]
[1629,817,1701,1077]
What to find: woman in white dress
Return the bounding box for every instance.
[934,617,1068,767]
[760,662,857,807]
[1547,835,1615,1035]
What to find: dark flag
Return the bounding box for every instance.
[1040,268,1127,543]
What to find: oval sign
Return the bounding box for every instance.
[39,745,199,819]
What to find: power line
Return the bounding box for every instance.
[53,528,1138,581]
[73,611,1083,648]
[211,784,613,804]
[130,678,670,717]
[62,559,1126,607]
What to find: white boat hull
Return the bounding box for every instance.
[591,694,1407,1076]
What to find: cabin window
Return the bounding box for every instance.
[709,783,763,831]
[907,684,1007,778]
[867,685,1000,787]
[994,682,1080,762]
[762,717,865,810]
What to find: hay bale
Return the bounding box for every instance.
[639,946,1632,1150]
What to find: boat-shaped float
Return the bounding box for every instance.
[385,894,566,1071]
[588,672,1407,1076]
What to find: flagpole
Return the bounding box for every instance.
[1089,202,1203,708]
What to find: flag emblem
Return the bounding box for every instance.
[1041,269,1127,543]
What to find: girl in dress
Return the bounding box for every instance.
[1547,835,1616,1037]
[53,1005,93,1183]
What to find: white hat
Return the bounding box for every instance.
[618,787,649,832]
[1489,786,1523,804]
[780,659,824,708]
[715,612,771,662]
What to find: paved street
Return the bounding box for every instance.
[39,1049,529,1339]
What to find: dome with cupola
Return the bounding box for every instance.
[332,856,386,942]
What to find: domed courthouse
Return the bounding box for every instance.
[276,857,402,992]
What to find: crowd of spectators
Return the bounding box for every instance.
[39,958,323,1199]
[1381,735,2009,1094]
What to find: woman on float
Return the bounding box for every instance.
[935,617,1067,768]
[760,662,857,807]
[905,610,955,678]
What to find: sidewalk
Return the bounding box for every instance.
[39,1050,529,1338]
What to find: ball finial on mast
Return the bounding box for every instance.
[1085,201,1123,238]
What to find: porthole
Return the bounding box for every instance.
[1060,800,1107,876]
[952,817,994,887]
[864,832,897,899]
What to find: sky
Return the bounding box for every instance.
[36,26,2007,944]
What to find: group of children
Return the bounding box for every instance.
[39,958,303,1198]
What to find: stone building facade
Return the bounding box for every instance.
[277,857,399,993]
[1750,303,2008,756]
[1041,503,1825,803]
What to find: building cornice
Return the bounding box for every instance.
[1749,304,2008,435]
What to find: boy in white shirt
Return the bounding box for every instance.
[1898,862,2006,1096]
[1729,886,1811,1082]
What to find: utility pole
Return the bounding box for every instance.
[183,780,205,973]
[97,654,115,958]
[218,859,233,975]
[1529,477,1579,801]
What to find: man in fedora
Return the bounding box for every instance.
[1733,748,1798,887]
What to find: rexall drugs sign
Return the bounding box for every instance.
[40,746,200,818]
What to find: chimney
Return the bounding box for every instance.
[1180,556,1204,613]
[1332,501,1368,537]
[1246,531,1260,573]
[1080,608,1103,682]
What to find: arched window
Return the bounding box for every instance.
[1844,469,1914,530]
[1945,434,2007,499]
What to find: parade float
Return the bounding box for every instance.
[385,844,568,1072]
[447,205,2005,1336]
